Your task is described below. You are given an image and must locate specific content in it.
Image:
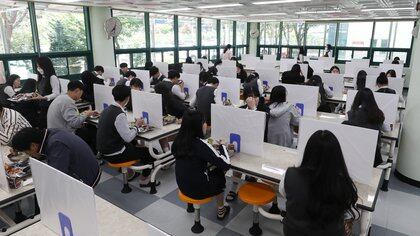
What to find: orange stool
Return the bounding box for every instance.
[108,160,137,194]
[238,182,276,236]
[178,191,212,234]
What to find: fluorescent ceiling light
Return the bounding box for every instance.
[155,8,192,13]
[197,3,243,9]
[55,0,82,2]
[212,15,244,18]
[296,11,316,14]
[249,12,287,16]
[361,7,413,12]
[317,10,341,13]
[297,9,340,14]
[253,0,311,5]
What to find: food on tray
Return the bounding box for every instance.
[163,115,176,125]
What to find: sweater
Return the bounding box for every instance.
[47,94,87,133]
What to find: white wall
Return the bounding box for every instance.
[89,7,115,67]
[249,22,258,57]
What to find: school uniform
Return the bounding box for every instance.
[47,94,87,133]
[376,87,396,94]
[0,85,15,107]
[0,108,31,145]
[190,84,217,125]
[116,78,129,86]
[267,102,300,148]
[150,73,166,86]
[81,74,104,108]
[174,138,230,199]
[279,167,346,236]
[281,72,305,85]
[237,70,248,84]
[154,79,187,118]
[243,77,264,98]
[37,75,61,129]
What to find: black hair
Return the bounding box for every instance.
[168,70,180,79]
[351,88,385,124]
[298,46,306,55]
[291,64,301,75]
[11,128,44,151]
[300,130,359,225]
[6,74,20,87]
[376,72,388,86]
[93,66,104,73]
[237,63,244,70]
[306,75,327,101]
[130,78,143,89]
[18,79,37,94]
[214,59,223,66]
[245,72,259,83]
[80,71,97,85]
[36,56,56,81]
[150,66,159,76]
[270,85,286,104]
[207,76,219,85]
[223,44,232,54]
[208,66,218,76]
[326,44,332,50]
[196,62,204,71]
[386,69,396,78]
[329,66,340,74]
[112,85,131,102]
[391,60,399,65]
[171,110,205,158]
[125,71,136,78]
[202,56,207,59]
[185,57,193,64]
[145,61,153,70]
[393,56,400,61]
[67,80,84,91]
[199,71,210,84]
[356,70,367,90]
[119,63,128,69]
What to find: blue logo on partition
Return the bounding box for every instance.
[329,86,334,91]
[221,92,228,102]
[296,103,304,116]
[103,103,109,110]
[263,81,269,86]
[142,111,149,124]
[184,87,189,96]
[230,133,241,152]
[59,212,73,236]
[109,78,115,86]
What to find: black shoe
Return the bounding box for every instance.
[225,191,237,202]
[217,205,231,221]
[139,181,161,188]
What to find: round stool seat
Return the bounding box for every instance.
[108,160,137,168]
[178,191,212,205]
[238,182,276,205]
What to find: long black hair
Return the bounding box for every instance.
[300,130,359,225]
[171,110,205,159]
[329,66,340,74]
[306,75,327,103]
[290,64,301,76]
[351,88,385,124]
[376,72,388,86]
[386,69,396,78]
[18,79,37,94]
[223,44,232,54]
[356,70,367,90]
[36,56,56,80]
[269,85,286,105]
[6,74,20,87]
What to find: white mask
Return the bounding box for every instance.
[37,68,44,75]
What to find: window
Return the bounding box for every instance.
[179,50,187,63]
[236,22,247,45]
[201,18,217,46]
[373,21,414,49]
[8,60,33,79]
[337,22,373,47]
[259,22,280,45]
[306,23,337,46]
[163,51,174,64]
[0,1,34,54]
[149,14,174,48]
[151,52,162,62]
[68,56,87,74]
[282,22,305,46]
[337,50,368,61]
[116,54,130,68]
[35,3,87,52]
[260,47,277,55]
[220,20,233,46]
[307,49,321,57]
[133,53,146,68]
[113,10,146,49]
[178,16,197,47]
[51,57,68,76]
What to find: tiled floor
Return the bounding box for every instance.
[95,149,420,236]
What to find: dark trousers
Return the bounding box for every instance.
[103,143,154,177]
[75,124,98,154]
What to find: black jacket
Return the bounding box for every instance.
[281,71,305,85]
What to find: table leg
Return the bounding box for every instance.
[381,140,396,191]
[359,210,372,236]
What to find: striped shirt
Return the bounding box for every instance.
[0,108,31,145]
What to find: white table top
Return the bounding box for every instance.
[230,143,382,211]
[0,185,34,207]
[12,196,169,236]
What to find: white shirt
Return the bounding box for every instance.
[189,84,218,107]
[0,108,31,145]
[222,49,233,60]
[171,83,186,100]
[4,86,15,98]
[45,75,61,101]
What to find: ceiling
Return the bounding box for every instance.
[2,0,419,21]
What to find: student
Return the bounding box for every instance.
[267,85,300,147]
[172,110,231,220]
[240,91,269,113]
[356,70,367,90]
[14,79,38,126]
[392,57,400,64]
[33,56,61,129]
[243,72,264,98]
[11,127,101,187]
[222,44,233,60]
[279,130,359,236]
[236,63,247,83]
[305,75,333,112]
[185,57,193,64]
[93,65,105,80]
[96,85,155,186]
[154,71,188,118]
[117,71,136,86]
[150,66,166,86]
[330,66,341,74]
[80,70,105,108]
[302,61,313,79]
[130,78,144,91]
[0,74,21,107]
[18,79,36,94]
[120,63,129,77]
[167,70,187,101]
[197,62,205,73]
[0,105,31,145]
[297,46,305,62]
[190,76,219,125]
[323,44,333,57]
[386,69,397,78]
[281,64,305,85]
[345,88,390,167]
[144,61,153,71]
[376,73,396,94]
[199,70,210,87]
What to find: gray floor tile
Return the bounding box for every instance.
[370,224,409,236]
[135,199,224,236]
[101,165,121,176]
[94,178,159,214]
[386,189,420,236]
[98,171,114,184]
[216,227,244,236]
[388,172,420,197]
[129,165,178,198]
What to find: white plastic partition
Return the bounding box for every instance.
[211,104,266,156]
[153,62,169,77]
[383,59,404,64]
[279,58,297,72]
[131,90,163,128]
[243,56,261,69]
[351,59,370,67]
[182,63,201,75]
[59,78,69,94]
[297,118,378,185]
[196,58,209,70]
[317,73,344,97]
[93,84,114,113]
[263,54,277,62]
[318,57,335,70]
[346,90,399,124]
[255,68,280,89]
[180,73,199,102]
[30,158,99,236]
[379,63,404,78]
[344,61,370,78]
[102,66,120,84]
[363,76,404,95]
[280,83,319,117]
[131,69,151,92]
[217,66,237,78]
[308,60,324,74]
[258,61,276,69]
[222,60,236,68]
[354,67,382,79]
[216,76,241,106]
